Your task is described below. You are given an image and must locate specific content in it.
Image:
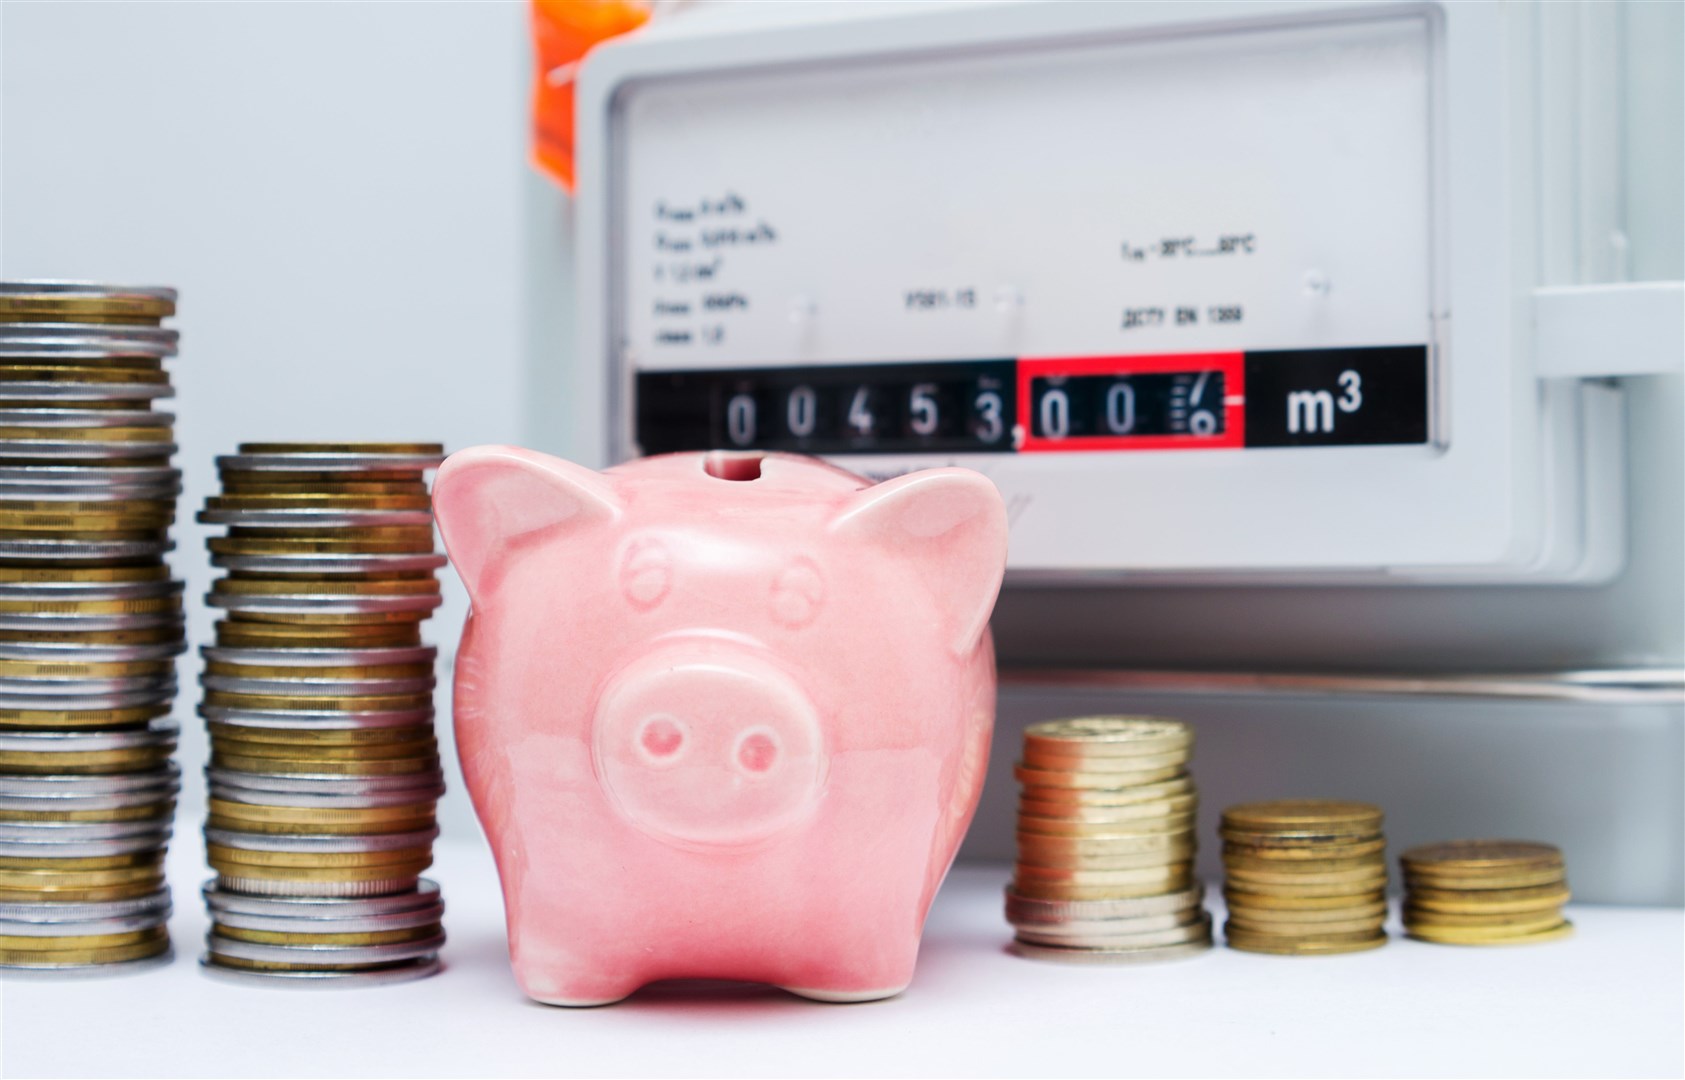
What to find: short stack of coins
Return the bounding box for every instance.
[195,442,447,984]
[1401,839,1572,946]
[1220,799,1388,956]
[1005,716,1212,963]
[0,282,183,971]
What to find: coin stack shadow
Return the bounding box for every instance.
[0,283,184,971]
[1401,839,1573,946]
[1005,716,1212,963]
[195,443,448,984]
[1220,799,1389,955]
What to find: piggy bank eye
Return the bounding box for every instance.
[619,538,672,611]
[770,559,824,629]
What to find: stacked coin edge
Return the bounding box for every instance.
[1401,839,1573,946]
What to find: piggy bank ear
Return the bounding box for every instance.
[433,446,621,603]
[831,469,1008,655]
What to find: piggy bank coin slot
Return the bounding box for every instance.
[701,452,763,482]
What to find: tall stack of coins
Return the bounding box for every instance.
[1221,799,1388,956]
[195,443,447,983]
[1005,716,1211,963]
[0,283,183,970]
[1401,840,1572,946]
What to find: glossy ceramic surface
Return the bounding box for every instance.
[433,448,1007,1006]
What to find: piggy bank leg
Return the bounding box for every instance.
[777,939,920,1004]
[511,935,646,1008]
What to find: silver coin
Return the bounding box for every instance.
[196,508,433,528]
[210,904,443,936]
[0,831,169,858]
[1004,884,1207,924]
[1005,909,1209,938]
[0,614,182,633]
[198,953,439,986]
[0,465,180,486]
[1008,938,1214,965]
[0,282,176,304]
[0,789,176,813]
[0,640,185,663]
[204,594,440,616]
[0,408,173,428]
[215,453,442,473]
[205,930,444,967]
[201,674,436,696]
[0,481,180,500]
[209,552,446,575]
[0,323,178,356]
[0,887,171,923]
[203,879,440,918]
[0,911,170,938]
[0,581,181,600]
[0,763,179,789]
[201,645,437,667]
[207,782,442,810]
[0,764,179,797]
[214,873,425,898]
[0,675,180,697]
[198,704,435,731]
[0,817,176,842]
[0,440,178,461]
[203,826,438,854]
[0,382,173,403]
[0,538,175,560]
[0,719,177,751]
[0,685,176,709]
[205,767,443,796]
[1014,913,1214,950]
[0,944,175,975]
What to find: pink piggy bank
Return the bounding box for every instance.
[432,448,1007,1006]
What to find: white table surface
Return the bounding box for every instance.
[3,835,1681,1079]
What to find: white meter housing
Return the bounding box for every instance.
[575,1,1679,582]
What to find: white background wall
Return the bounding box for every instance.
[1,0,543,839]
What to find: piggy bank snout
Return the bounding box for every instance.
[593,650,825,848]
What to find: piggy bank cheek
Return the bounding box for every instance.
[591,655,825,848]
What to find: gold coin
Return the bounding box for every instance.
[212,924,442,947]
[1222,836,1386,860]
[213,578,440,597]
[210,738,436,762]
[206,844,431,870]
[218,468,428,485]
[1015,861,1194,886]
[220,610,430,627]
[1226,913,1386,936]
[1222,888,1386,911]
[1221,800,1383,834]
[1406,920,1574,947]
[0,594,180,615]
[1404,867,1567,891]
[209,861,433,884]
[1011,873,1196,902]
[1403,908,1566,933]
[0,364,168,385]
[0,426,172,443]
[1224,874,1388,898]
[207,800,435,835]
[0,625,183,646]
[0,355,163,372]
[1021,715,1193,757]
[1013,763,1186,790]
[1405,886,1571,914]
[1222,854,1387,878]
[206,494,432,512]
[204,690,434,713]
[0,292,174,321]
[0,926,169,966]
[1017,776,1195,806]
[0,564,169,584]
[218,479,429,496]
[0,703,171,728]
[0,850,160,871]
[0,746,175,773]
[209,752,438,777]
[1224,926,1387,955]
[206,722,435,746]
[214,623,421,649]
[205,662,433,681]
[236,442,442,456]
[1016,845,1196,871]
[0,508,175,532]
[1017,812,1196,838]
[0,863,163,888]
[209,537,436,557]
[0,877,164,902]
[1017,831,1194,857]
[0,801,175,824]
[1223,900,1388,925]
[224,525,434,541]
[0,658,174,678]
[1017,794,1197,822]
[1019,747,1189,774]
[0,926,168,951]
[1399,839,1563,874]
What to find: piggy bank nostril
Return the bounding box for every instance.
[735,729,779,774]
[638,716,686,761]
